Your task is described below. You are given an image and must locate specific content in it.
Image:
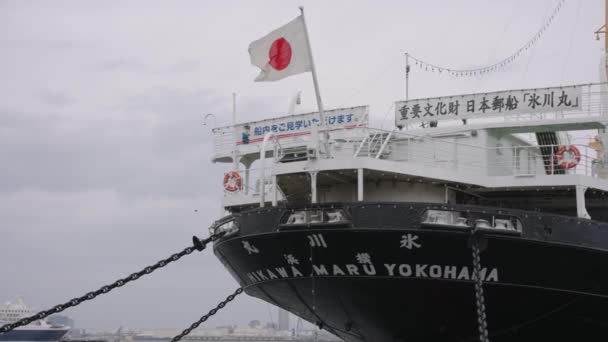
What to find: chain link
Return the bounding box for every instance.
[0,234,223,334]
[170,288,243,342]
[471,231,490,342]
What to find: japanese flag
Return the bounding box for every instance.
[248,16,312,82]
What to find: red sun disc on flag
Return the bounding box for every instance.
[268,37,292,71]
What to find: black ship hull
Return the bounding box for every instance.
[212,202,608,341]
[0,327,69,342]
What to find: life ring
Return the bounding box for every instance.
[555,145,581,169]
[223,171,242,192]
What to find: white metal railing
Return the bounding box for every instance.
[349,127,605,178]
[212,127,236,157]
[221,165,284,206]
[502,84,607,123]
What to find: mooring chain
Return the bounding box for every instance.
[0,234,224,334]
[171,288,244,342]
[471,231,490,342]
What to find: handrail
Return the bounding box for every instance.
[375,128,396,159]
[353,134,369,157]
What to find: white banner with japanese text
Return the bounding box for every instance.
[395,85,582,126]
[223,106,368,146]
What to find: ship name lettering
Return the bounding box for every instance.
[482,268,498,282]
[362,264,376,275]
[313,264,329,276]
[444,265,458,279]
[429,265,442,278]
[384,263,397,276]
[291,266,303,277]
[255,270,269,281]
[457,267,470,280]
[275,267,289,278]
[346,264,360,276]
[332,264,346,276]
[415,264,428,277]
[267,269,279,280]
[247,264,499,284]
[399,264,412,277]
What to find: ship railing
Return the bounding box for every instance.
[348,128,604,179]
[495,144,601,178]
[221,165,285,207]
[212,127,236,157]
[396,83,608,131]
[502,83,608,123]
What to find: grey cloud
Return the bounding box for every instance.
[35,89,75,107]
[98,59,148,72]
[170,60,201,73]
[0,85,240,198]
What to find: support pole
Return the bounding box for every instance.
[310,171,318,204]
[244,167,250,195]
[232,92,239,171]
[576,185,591,219]
[605,0,608,80]
[299,7,325,127]
[259,132,276,207]
[357,168,364,201]
[272,174,278,207]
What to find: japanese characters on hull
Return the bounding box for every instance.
[395,85,582,126]
[217,106,369,146]
[241,232,500,286]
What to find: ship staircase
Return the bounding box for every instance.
[354,131,392,158]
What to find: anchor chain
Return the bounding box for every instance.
[0,234,223,334]
[471,231,490,342]
[170,288,243,342]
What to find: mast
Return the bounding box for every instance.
[299,6,325,128]
[596,0,608,79]
[405,52,410,100]
[232,92,239,171]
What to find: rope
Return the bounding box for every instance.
[521,0,561,82]
[408,0,566,78]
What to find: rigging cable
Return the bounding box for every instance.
[560,0,583,83]
[409,0,566,78]
[473,0,522,92]
[521,0,562,82]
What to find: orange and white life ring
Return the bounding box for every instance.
[223,171,242,192]
[555,145,581,169]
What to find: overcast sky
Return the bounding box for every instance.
[0,0,603,331]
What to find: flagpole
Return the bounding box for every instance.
[299,6,325,128]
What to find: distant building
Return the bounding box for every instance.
[278,308,289,331]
